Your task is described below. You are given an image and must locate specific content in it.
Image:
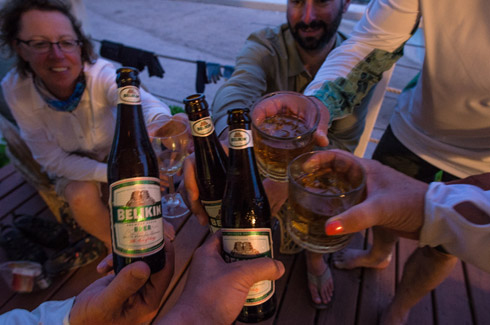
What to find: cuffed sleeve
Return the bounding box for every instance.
[420,182,490,272]
[0,297,75,325]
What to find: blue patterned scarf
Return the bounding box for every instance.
[35,76,86,113]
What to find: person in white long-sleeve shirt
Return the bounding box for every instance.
[256,0,489,322]
[0,0,171,247]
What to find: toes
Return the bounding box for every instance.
[308,283,322,305]
[320,285,332,304]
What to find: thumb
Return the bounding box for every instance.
[325,202,377,236]
[235,257,285,285]
[314,127,329,147]
[99,262,151,309]
[311,96,330,147]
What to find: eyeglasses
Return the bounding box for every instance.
[16,38,81,53]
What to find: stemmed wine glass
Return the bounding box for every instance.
[148,118,191,218]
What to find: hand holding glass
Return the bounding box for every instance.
[251,91,320,182]
[148,119,191,219]
[286,150,366,253]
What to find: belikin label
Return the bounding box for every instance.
[228,129,253,149]
[109,177,164,257]
[118,86,141,105]
[222,228,274,306]
[190,117,214,137]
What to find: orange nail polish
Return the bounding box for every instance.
[326,220,344,236]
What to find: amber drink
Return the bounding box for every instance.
[251,91,320,182]
[286,150,365,253]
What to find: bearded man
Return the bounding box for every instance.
[212,0,359,153]
[209,0,356,309]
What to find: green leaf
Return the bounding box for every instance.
[0,138,9,167]
[169,105,185,115]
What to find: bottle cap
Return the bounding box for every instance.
[116,67,140,87]
[183,93,208,114]
[227,108,250,125]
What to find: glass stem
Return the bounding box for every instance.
[167,175,177,207]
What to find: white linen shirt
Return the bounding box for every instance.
[1,58,171,183]
[0,298,73,325]
[421,182,490,273]
[305,0,490,178]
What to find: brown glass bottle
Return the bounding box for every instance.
[221,108,276,323]
[107,67,166,274]
[184,94,228,233]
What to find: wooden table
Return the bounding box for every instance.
[1,163,489,324]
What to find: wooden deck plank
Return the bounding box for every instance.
[356,229,396,325]
[11,194,50,218]
[275,251,317,325]
[1,163,489,325]
[434,261,473,325]
[47,256,105,302]
[266,227,300,324]
[0,163,15,180]
[317,232,364,325]
[152,215,210,319]
[166,210,193,236]
[0,273,16,311]
[0,183,37,220]
[0,171,24,199]
[465,263,490,325]
[399,238,434,325]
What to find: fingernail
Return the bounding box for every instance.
[326,220,344,236]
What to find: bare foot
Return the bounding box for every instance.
[333,248,392,270]
[306,252,334,306]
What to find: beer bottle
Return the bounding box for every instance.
[221,108,276,323]
[184,94,228,233]
[107,67,166,274]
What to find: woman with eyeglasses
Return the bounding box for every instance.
[0,0,172,252]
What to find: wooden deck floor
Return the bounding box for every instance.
[1,163,489,324]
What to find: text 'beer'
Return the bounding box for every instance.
[107,67,166,274]
[184,94,227,233]
[221,108,276,323]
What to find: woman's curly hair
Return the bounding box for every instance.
[0,0,96,77]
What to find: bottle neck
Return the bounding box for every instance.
[187,107,210,121]
[115,103,147,144]
[227,126,259,179]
